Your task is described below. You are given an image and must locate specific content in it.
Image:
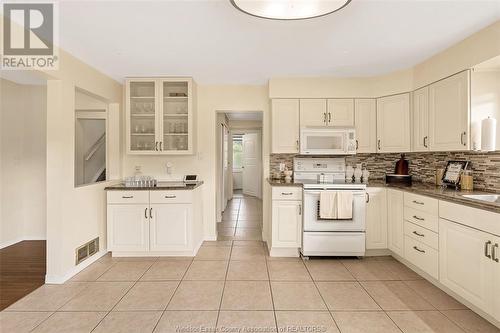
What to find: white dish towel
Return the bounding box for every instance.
[319,191,337,219]
[337,191,354,219]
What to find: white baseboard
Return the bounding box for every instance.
[269,247,300,257]
[45,250,107,284]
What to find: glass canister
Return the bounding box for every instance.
[460,170,474,191]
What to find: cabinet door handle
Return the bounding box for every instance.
[296,140,299,151]
[493,243,499,262]
[377,139,381,150]
[298,204,302,215]
[328,112,332,123]
[155,141,159,151]
[159,142,163,151]
[485,241,492,259]
[365,192,370,203]
[423,136,428,148]
[144,208,148,219]
[149,208,153,219]
[413,246,425,253]
[122,196,133,199]
[413,215,425,221]
[356,140,359,150]
[460,132,467,146]
[323,112,327,124]
[412,200,424,205]
[412,231,425,237]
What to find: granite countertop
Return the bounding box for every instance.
[267,178,303,187]
[368,181,500,214]
[268,178,499,213]
[105,181,204,191]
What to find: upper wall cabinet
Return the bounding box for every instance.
[126,78,195,155]
[413,86,430,152]
[429,71,470,151]
[327,99,355,126]
[376,93,411,153]
[271,99,300,154]
[300,99,328,127]
[354,99,377,153]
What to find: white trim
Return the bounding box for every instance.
[269,247,300,257]
[45,250,107,284]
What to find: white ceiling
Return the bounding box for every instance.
[226,111,263,121]
[58,0,500,84]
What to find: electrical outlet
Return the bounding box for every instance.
[279,163,285,172]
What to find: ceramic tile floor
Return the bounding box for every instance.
[1,195,499,332]
[217,194,263,241]
[2,243,499,333]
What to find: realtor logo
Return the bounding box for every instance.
[1,2,59,70]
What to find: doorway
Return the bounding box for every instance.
[216,111,263,241]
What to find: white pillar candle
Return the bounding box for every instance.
[481,117,497,151]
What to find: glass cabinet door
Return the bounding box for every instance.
[129,81,157,152]
[162,81,189,152]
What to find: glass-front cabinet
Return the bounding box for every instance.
[126,78,194,155]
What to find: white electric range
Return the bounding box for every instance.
[294,158,367,257]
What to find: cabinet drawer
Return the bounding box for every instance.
[150,190,193,204]
[404,207,438,232]
[404,193,438,215]
[404,221,438,250]
[272,187,302,201]
[404,235,439,279]
[107,191,149,204]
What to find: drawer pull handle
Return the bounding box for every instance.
[493,243,499,262]
[412,200,424,205]
[412,231,425,237]
[413,246,425,253]
[122,196,134,199]
[281,192,293,195]
[165,195,177,198]
[485,241,492,259]
[413,215,425,221]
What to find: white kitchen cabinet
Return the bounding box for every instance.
[327,99,354,126]
[494,241,500,321]
[413,86,430,152]
[126,77,195,155]
[271,99,300,153]
[387,189,404,257]
[150,204,191,252]
[270,186,302,255]
[429,71,470,151]
[354,99,377,153]
[376,93,411,152]
[300,99,328,127]
[365,187,387,249]
[439,218,494,313]
[272,200,302,248]
[107,204,149,252]
[106,188,202,256]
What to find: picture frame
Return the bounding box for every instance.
[442,160,469,188]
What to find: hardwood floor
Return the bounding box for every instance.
[0,240,46,311]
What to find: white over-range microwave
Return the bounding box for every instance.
[300,128,357,155]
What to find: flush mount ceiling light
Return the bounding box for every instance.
[230,0,351,20]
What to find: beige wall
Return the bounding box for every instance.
[42,48,122,283]
[0,79,47,248]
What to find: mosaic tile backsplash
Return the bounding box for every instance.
[270,151,500,193]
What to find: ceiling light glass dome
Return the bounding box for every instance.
[230,0,351,20]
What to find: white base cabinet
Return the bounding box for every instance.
[106,188,203,256]
[365,187,387,249]
[387,189,404,257]
[270,187,302,256]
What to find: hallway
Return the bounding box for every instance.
[217,194,262,241]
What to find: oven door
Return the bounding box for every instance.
[303,189,366,232]
[300,129,348,155]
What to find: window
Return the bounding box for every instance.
[233,135,243,170]
[75,89,108,187]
